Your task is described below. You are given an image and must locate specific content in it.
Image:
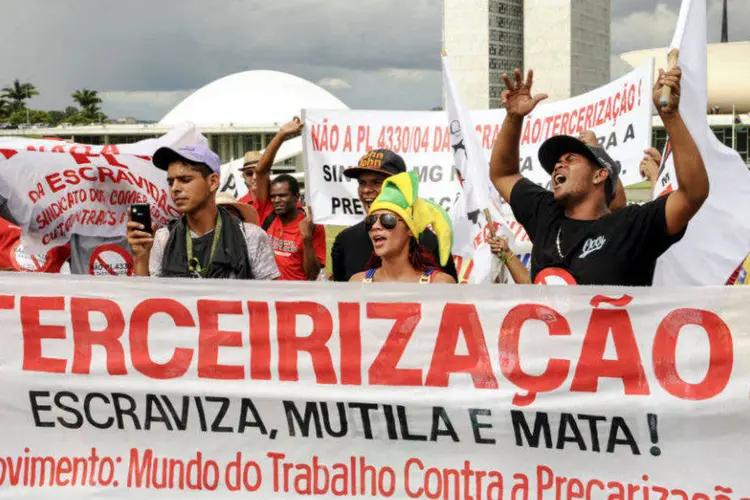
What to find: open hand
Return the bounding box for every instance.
[502,69,548,119]
[280,116,304,139]
[653,66,682,116]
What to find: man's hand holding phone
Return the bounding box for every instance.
[127,204,156,265]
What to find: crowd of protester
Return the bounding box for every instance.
[1,65,719,287]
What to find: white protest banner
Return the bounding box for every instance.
[0,123,206,254]
[0,274,749,498]
[304,60,654,228]
[652,0,750,285]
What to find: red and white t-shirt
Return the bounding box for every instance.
[265,212,326,281]
[0,218,70,273]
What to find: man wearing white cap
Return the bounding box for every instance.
[126,144,279,280]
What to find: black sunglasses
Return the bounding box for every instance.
[365,213,399,231]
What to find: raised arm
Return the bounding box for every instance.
[490,69,548,203]
[256,117,304,203]
[489,236,531,284]
[654,66,709,235]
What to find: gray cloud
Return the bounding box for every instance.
[1,0,747,120]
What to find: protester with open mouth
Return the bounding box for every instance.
[331,149,458,282]
[489,67,708,286]
[349,171,456,284]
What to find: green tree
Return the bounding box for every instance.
[0,98,10,119]
[1,79,39,112]
[71,89,103,119]
[47,110,66,125]
[8,109,51,125]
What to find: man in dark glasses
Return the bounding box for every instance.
[330,149,458,282]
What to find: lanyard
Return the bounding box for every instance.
[186,215,222,278]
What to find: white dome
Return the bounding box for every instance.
[160,70,348,126]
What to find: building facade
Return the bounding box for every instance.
[444,0,524,110]
[444,0,610,108]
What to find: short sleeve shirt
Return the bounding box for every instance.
[266,213,326,281]
[509,178,686,286]
[149,221,280,280]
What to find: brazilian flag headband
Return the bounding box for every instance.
[368,171,453,266]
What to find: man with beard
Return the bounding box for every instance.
[489,68,708,286]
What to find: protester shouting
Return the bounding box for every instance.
[489,67,707,286]
[250,117,305,224]
[332,149,458,281]
[488,235,531,284]
[126,144,280,280]
[263,174,326,281]
[350,171,456,284]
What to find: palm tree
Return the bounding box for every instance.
[1,79,39,112]
[71,89,102,118]
[0,98,10,119]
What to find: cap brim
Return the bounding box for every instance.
[219,202,258,224]
[152,146,211,172]
[538,136,602,175]
[343,167,394,179]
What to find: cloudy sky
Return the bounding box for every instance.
[1,0,747,121]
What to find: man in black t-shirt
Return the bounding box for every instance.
[489,67,708,286]
[330,149,457,282]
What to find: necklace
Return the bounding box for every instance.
[187,215,223,278]
[556,226,565,260]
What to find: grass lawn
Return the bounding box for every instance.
[322,225,346,276]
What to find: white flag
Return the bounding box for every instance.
[653,0,750,285]
[442,54,516,284]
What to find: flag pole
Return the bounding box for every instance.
[732,105,737,151]
[659,49,680,109]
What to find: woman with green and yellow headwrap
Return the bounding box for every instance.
[349,171,456,284]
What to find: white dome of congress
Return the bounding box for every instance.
[160,70,349,126]
[619,41,750,113]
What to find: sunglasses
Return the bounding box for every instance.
[365,213,399,231]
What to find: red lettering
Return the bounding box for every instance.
[69,145,99,165]
[130,299,194,379]
[653,309,733,400]
[276,301,336,384]
[367,303,422,386]
[197,300,244,380]
[500,304,571,406]
[45,173,66,193]
[247,302,271,380]
[70,298,126,375]
[561,112,571,135]
[426,304,498,388]
[21,296,67,373]
[0,295,14,310]
[584,105,594,129]
[339,303,362,385]
[571,295,649,395]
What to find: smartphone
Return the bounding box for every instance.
[130,204,152,234]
